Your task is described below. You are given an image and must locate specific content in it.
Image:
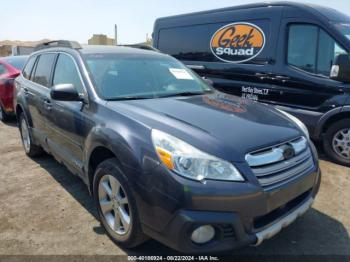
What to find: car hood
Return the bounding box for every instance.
[106,92,302,162]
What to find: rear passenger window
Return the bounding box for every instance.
[23,56,36,79]
[53,54,84,94]
[288,24,348,76]
[32,54,56,87]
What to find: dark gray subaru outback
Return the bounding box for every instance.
[14,41,321,253]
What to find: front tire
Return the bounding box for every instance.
[93,158,147,248]
[323,119,350,167]
[19,113,43,157]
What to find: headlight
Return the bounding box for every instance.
[151,129,244,182]
[277,109,309,139]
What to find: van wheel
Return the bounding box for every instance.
[93,158,147,248]
[19,113,43,157]
[323,119,350,167]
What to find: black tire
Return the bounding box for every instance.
[18,113,43,157]
[323,118,350,167]
[93,158,147,248]
[0,104,10,122]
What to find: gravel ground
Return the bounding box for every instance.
[0,119,349,256]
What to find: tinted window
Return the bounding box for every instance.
[0,64,8,75]
[32,54,56,87]
[53,54,84,94]
[23,56,36,79]
[158,25,210,61]
[288,24,348,76]
[84,53,211,100]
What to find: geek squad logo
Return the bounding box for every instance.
[210,22,266,63]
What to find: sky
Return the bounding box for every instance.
[1,0,350,44]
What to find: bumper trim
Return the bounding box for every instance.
[253,197,314,246]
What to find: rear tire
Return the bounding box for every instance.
[323,118,350,167]
[19,113,43,157]
[93,158,147,248]
[0,104,10,122]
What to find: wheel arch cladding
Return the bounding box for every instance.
[321,111,350,135]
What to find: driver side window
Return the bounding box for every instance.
[288,24,348,77]
[53,53,84,94]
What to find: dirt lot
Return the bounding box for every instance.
[0,119,349,256]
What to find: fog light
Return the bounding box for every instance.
[191,225,215,244]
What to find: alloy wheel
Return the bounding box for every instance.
[332,128,350,160]
[21,118,31,153]
[98,174,131,235]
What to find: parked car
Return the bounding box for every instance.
[153,2,350,166]
[14,40,321,253]
[0,55,28,121]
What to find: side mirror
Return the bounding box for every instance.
[330,54,350,83]
[50,84,81,101]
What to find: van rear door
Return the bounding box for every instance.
[155,6,283,103]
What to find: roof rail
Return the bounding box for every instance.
[34,40,82,51]
[120,44,160,52]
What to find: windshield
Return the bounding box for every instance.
[334,23,350,41]
[84,53,212,100]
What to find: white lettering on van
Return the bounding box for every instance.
[215,47,254,57]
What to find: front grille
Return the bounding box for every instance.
[246,137,315,190]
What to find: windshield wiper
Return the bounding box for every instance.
[107,95,153,101]
[158,90,211,98]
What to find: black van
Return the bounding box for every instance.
[153,2,350,166]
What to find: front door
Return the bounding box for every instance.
[271,19,350,132]
[46,53,89,174]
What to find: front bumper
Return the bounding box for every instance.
[140,165,321,254]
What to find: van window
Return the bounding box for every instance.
[32,54,56,87]
[53,53,84,94]
[288,24,348,77]
[23,56,36,79]
[158,24,211,61]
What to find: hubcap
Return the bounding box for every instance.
[21,118,31,153]
[332,128,350,160]
[98,175,131,235]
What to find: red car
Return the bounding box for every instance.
[0,55,28,121]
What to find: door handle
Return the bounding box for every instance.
[274,75,290,83]
[43,99,52,110]
[23,88,29,97]
[255,72,272,80]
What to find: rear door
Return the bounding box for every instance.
[156,6,283,102]
[26,53,56,145]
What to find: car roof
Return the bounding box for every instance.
[32,45,167,59]
[79,45,162,55]
[155,1,350,23]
